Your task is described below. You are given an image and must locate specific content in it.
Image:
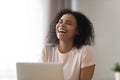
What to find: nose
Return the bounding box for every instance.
[60,22,65,27]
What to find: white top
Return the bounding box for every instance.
[39,44,96,80]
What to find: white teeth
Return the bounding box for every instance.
[59,29,66,33]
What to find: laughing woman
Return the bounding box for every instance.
[40,9,96,80]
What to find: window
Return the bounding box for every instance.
[0,0,50,80]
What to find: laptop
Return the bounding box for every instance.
[16,62,64,80]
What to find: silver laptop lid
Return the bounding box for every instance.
[16,63,63,80]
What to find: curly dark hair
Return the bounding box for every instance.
[46,9,95,49]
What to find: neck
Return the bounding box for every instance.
[58,40,74,53]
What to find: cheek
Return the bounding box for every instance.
[70,28,78,36]
[55,25,59,35]
[55,25,58,32]
[56,23,60,31]
[55,24,57,28]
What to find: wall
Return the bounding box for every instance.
[72,0,120,80]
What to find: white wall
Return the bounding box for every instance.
[72,0,120,80]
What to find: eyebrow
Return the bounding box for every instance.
[59,19,72,23]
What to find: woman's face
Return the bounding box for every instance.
[56,14,78,41]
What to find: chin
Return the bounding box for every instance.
[57,37,66,40]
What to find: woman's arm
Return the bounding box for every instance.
[79,65,95,80]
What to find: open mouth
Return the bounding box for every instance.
[58,29,66,33]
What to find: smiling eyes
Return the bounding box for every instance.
[58,19,72,25]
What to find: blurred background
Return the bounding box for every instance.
[0,0,120,80]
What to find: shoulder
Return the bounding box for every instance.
[41,43,57,52]
[77,45,94,56]
[79,45,93,52]
[80,45,96,68]
[43,43,57,48]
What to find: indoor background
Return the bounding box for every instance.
[0,0,120,80]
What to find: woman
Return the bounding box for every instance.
[40,9,96,80]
